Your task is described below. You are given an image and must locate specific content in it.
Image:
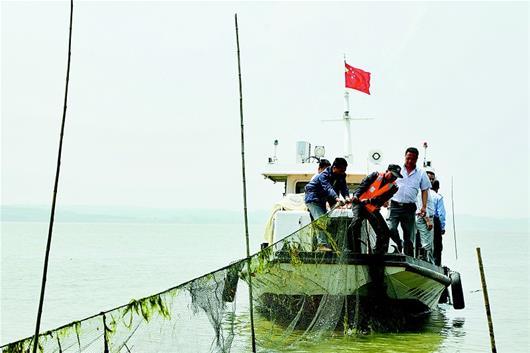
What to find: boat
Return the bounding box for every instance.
[236,94,465,332]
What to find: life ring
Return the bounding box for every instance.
[450,271,465,309]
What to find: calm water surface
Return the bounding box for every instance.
[1,221,529,352]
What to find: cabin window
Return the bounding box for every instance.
[295,182,309,194]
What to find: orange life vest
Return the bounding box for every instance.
[359,173,396,213]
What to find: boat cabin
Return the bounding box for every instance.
[261,142,367,247]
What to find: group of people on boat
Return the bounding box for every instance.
[304,147,446,265]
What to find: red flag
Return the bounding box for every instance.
[345,63,371,95]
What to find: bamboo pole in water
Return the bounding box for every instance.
[451,176,458,259]
[476,247,497,353]
[32,1,74,353]
[234,13,257,353]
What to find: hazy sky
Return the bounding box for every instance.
[1,1,528,218]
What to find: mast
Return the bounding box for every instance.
[343,91,353,164]
[340,86,372,165]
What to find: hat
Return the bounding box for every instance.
[387,164,403,178]
[332,157,348,169]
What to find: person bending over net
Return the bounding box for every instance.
[349,164,402,253]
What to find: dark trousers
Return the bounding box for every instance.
[387,201,417,256]
[433,216,443,266]
[350,204,390,254]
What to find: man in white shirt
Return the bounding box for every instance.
[387,147,431,256]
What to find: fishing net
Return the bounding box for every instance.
[1,208,447,353]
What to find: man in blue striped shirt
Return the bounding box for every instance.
[429,175,447,266]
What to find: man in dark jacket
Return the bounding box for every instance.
[349,165,402,254]
[304,157,351,252]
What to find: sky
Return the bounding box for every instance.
[1,1,528,219]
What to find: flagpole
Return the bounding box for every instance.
[343,55,353,164]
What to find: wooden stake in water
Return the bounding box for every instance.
[234,13,257,353]
[476,247,497,353]
[32,1,74,353]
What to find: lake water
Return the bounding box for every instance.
[1,220,529,352]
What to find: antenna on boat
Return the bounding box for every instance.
[234,13,257,353]
[422,141,429,167]
[32,1,74,352]
[268,139,278,164]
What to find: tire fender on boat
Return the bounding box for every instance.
[450,271,465,309]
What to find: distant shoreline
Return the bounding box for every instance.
[0,205,269,225]
[1,205,528,232]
